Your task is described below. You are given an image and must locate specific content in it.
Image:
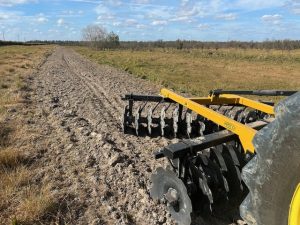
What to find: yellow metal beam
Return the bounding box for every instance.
[189,96,239,105]
[221,94,275,115]
[189,95,275,115]
[160,88,257,153]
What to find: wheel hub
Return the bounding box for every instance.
[164,187,179,205]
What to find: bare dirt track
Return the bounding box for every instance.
[27,47,243,225]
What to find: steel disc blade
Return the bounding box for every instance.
[150,167,192,225]
[198,121,205,136]
[147,107,153,135]
[134,106,140,136]
[122,105,129,132]
[172,107,179,137]
[160,106,166,136]
[185,110,192,136]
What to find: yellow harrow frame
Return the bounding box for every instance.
[160,88,275,153]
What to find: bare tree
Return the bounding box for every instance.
[82,25,120,49]
[82,25,108,49]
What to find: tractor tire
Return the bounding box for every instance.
[240,92,300,225]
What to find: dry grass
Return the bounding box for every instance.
[0,166,31,197]
[15,186,55,224]
[0,167,32,214]
[74,47,300,97]
[0,45,54,225]
[0,123,12,147]
[0,148,23,168]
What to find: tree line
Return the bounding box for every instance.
[80,25,300,50]
[1,24,300,50]
[119,39,300,51]
[0,40,48,46]
[2,39,300,51]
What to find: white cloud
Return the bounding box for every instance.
[151,20,168,26]
[0,0,36,7]
[285,0,300,14]
[136,24,147,29]
[235,0,284,10]
[176,0,282,19]
[95,2,116,22]
[64,10,75,15]
[97,14,114,20]
[70,0,99,3]
[181,0,190,7]
[36,16,48,23]
[157,27,164,32]
[57,18,65,26]
[108,0,122,6]
[59,10,85,18]
[48,29,59,33]
[125,19,138,26]
[216,13,237,21]
[144,6,173,20]
[169,16,193,23]
[95,3,110,14]
[133,0,151,4]
[176,0,227,19]
[112,21,121,26]
[0,10,20,21]
[0,13,10,20]
[261,14,282,24]
[177,5,200,17]
[292,8,300,14]
[197,23,210,30]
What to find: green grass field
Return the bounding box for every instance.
[74,47,300,96]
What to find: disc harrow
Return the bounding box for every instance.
[122,94,266,138]
[121,89,297,224]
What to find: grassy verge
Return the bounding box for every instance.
[0,45,54,224]
[74,47,300,97]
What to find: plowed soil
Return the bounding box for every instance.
[23,47,244,225]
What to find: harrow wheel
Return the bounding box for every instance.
[150,167,193,225]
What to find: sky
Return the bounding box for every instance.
[0,0,300,41]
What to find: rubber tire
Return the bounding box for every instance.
[240,92,300,225]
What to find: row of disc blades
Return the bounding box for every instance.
[123,103,263,138]
[146,103,265,224]
[150,140,250,225]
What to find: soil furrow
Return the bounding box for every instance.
[28,47,240,225]
[62,54,118,123]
